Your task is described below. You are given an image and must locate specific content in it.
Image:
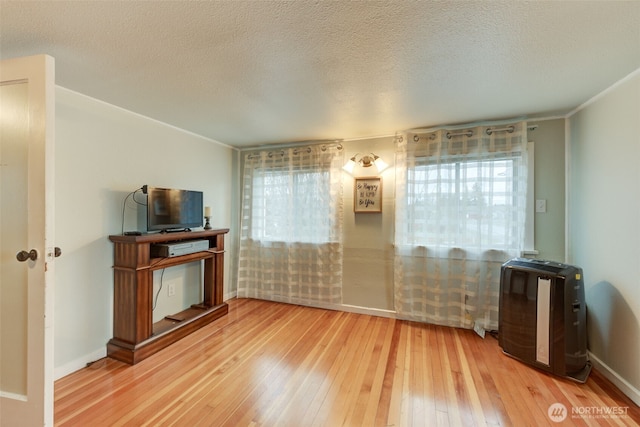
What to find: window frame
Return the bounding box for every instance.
[400,142,534,253]
[250,166,334,244]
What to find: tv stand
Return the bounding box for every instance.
[108,229,229,364]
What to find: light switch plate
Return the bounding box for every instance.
[536,199,547,213]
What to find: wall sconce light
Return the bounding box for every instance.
[343,153,389,174]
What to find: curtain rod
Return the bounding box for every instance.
[241,139,343,152]
[245,141,343,160]
[409,124,538,142]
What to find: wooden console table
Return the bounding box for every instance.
[108,229,229,364]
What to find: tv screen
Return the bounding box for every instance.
[146,186,203,232]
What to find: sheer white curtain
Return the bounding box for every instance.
[394,122,528,330]
[237,145,344,305]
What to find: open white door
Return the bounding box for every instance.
[0,55,55,426]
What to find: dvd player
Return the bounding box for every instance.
[151,239,209,258]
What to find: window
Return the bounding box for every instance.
[237,146,344,305]
[250,167,335,244]
[395,125,531,255]
[404,154,525,251]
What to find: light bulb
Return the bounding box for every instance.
[374,156,389,173]
[342,156,357,174]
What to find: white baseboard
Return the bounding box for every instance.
[0,390,27,401]
[224,290,238,301]
[234,295,397,320]
[54,348,106,381]
[335,303,397,319]
[300,300,397,319]
[589,351,640,407]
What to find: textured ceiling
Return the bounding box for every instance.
[1,1,639,148]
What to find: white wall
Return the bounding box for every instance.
[568,70,640,404]
[54,87,236,378]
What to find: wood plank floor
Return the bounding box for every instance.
[55,298,640,426]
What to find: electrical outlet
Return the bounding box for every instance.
[167,282,176,297]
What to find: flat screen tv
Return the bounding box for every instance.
[144,186,203,232]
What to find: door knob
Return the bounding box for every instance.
[54,247,62,257]
[16,249,38,262]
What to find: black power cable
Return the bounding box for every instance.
[120,186,146,234]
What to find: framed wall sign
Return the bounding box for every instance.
[354,177,382,213]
